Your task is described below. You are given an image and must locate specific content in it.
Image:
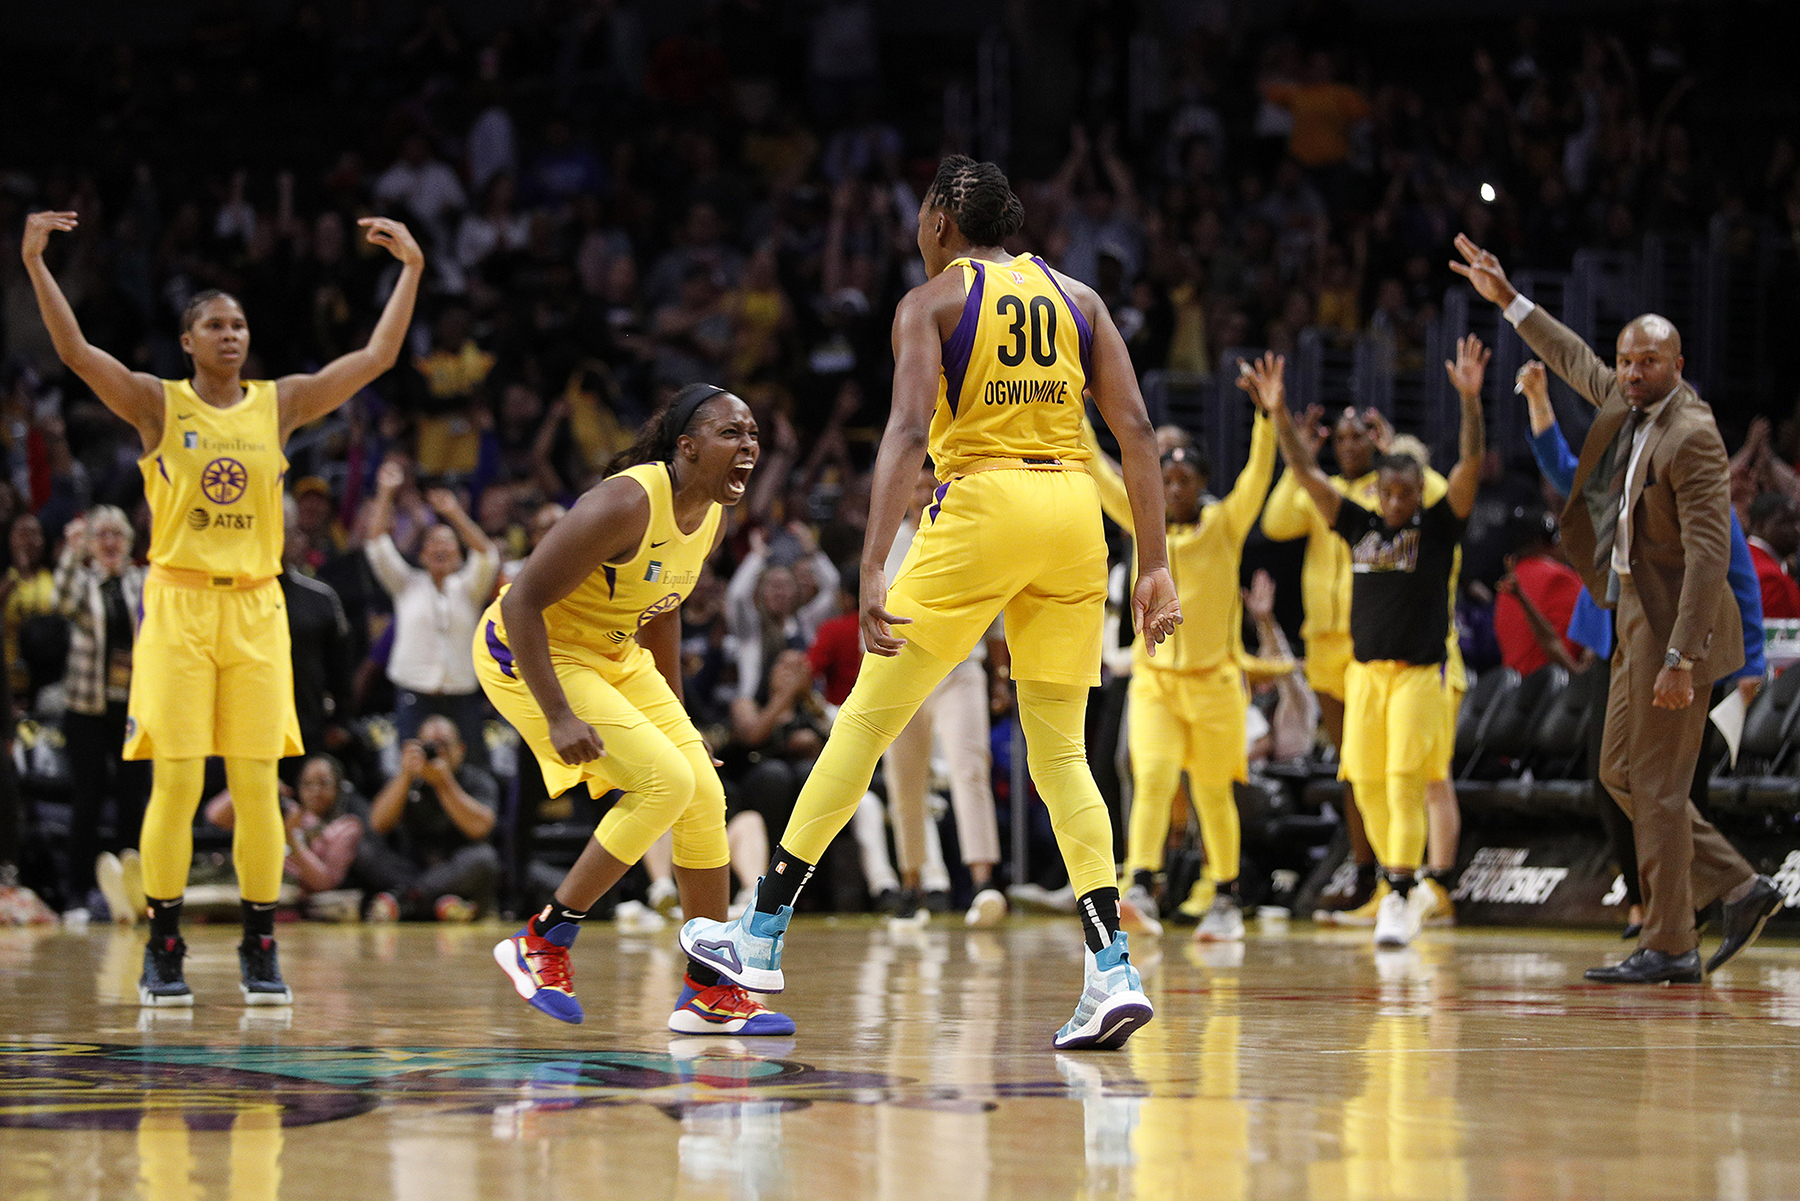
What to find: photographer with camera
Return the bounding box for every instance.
[359,714,500,921]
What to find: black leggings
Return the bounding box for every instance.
[63,704,151,897]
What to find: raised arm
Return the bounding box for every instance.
[1220,406,1277,539]
[500,475,651,763]
[1078,416,1134,529]
[1451,233,1612,408]
[20,212,163,448]
[1260,404,1330,541]
[277,218,424,439]
[1442,332,1488,520]
[1080,281,1181,653]
[1256,358,1343,525]
[424,486,498,600]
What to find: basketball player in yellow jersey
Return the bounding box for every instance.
[482,385,793,1037]
[1081,364,1278,943]
[681,155,1182,1052]
[22,209,423,1006]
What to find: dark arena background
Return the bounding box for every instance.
[5,1,1800,1198]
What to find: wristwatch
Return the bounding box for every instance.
[1664,649,1694,670]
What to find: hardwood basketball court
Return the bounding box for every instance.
[4,919,1798,1200]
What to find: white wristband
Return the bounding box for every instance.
[1503,294,1536,327]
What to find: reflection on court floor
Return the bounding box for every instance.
[4,920,1800,1199]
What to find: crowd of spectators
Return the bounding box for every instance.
[2,0,1798,924]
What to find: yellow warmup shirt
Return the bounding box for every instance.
[1085,412,1277,673]
[487,462,720,665]
[142,379,287,580]
[930,253,1093,475]
[1263,464,1464,689]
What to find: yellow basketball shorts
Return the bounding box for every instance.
[124,575,303,761]
[887,468,1106,687]
[1127,663,1249,790]
[475,619,728,869]
[1339,659,1449,783]
[1305,631,1354,701]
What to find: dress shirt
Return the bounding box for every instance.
[365,534,499,696]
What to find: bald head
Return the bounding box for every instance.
[1615,312,1684,408]
[1620,313,1681,357]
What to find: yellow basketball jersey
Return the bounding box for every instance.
[929,254,1093,477]
[142,379,287,580]
[494,463,720,663]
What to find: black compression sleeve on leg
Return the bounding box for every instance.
[1078,886,1122,954]
[755,846,815,914]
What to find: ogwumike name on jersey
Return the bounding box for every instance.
[983,378,1071,406]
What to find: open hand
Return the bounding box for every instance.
[1243,569,1276,622]
[359,217,424,268]
[424,487,464,517]
[1445,332,1491,399]
[376,460,407,495]
[21,211,77,262]
[1299,403,1329,455]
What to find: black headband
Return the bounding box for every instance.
[667,384,727,450]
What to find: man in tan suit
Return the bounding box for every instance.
[1454,234,1781,983]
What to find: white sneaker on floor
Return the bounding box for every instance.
[648,877,680,918]
[615,900,667,933]
[1373,890,1421,949]
[1194,895,1246,943]
[1122,883,1159,923]
[96,853,135,925]
[965,888,1008,928]
[1118,893,1163,939]
[727,884,755,920]
[1008,883,1077,913]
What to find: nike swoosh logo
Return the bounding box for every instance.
[651,540,669,548]
[177,412,195,419]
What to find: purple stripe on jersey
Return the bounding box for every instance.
[1032,256,1093,387]
[603,564,617,599]
[485,620,518,679]
[926,480,951,525]
[941,261,986,416]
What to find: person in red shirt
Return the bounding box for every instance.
[1746,493,1800,621]
[1494,508,1584,677]
[806,563,863,706]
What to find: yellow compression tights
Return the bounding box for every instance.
[592,733,729,870]
[1350,771,1428,873]
[139,757,284,903]
[1127,763,1239,886]
[782,641,1117,900]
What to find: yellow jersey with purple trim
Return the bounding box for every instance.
[929,253,1094,477]
[142,379,287,580]
[484,462,720,669]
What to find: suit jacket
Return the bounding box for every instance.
[1518,306,1742,686]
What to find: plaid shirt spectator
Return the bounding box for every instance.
[52,542,145,717]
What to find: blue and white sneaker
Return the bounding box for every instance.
[678,878,790,993]
[1053,932,1153,1051]
[668,975,798,1035]
[493,921,583,1023]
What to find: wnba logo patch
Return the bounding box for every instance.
[644,560,663,582]
[183,432,199,449]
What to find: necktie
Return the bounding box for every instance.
[1606,406,1646,512]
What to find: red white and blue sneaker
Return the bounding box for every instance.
[1053,932,1153,1051]
[678,877,791,993]
[493,921,583,1023]
[668,975,797,1036]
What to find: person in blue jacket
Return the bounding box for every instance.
[1518,360,1765,938]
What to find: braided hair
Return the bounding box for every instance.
[926,155,1025,247]
[606,383,730,476]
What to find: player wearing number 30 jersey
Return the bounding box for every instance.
[680,154,1182,1052]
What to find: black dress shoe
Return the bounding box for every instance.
[1584,947,1703,984]
[1705,875,1784,975]
[1620,922,1642,941]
